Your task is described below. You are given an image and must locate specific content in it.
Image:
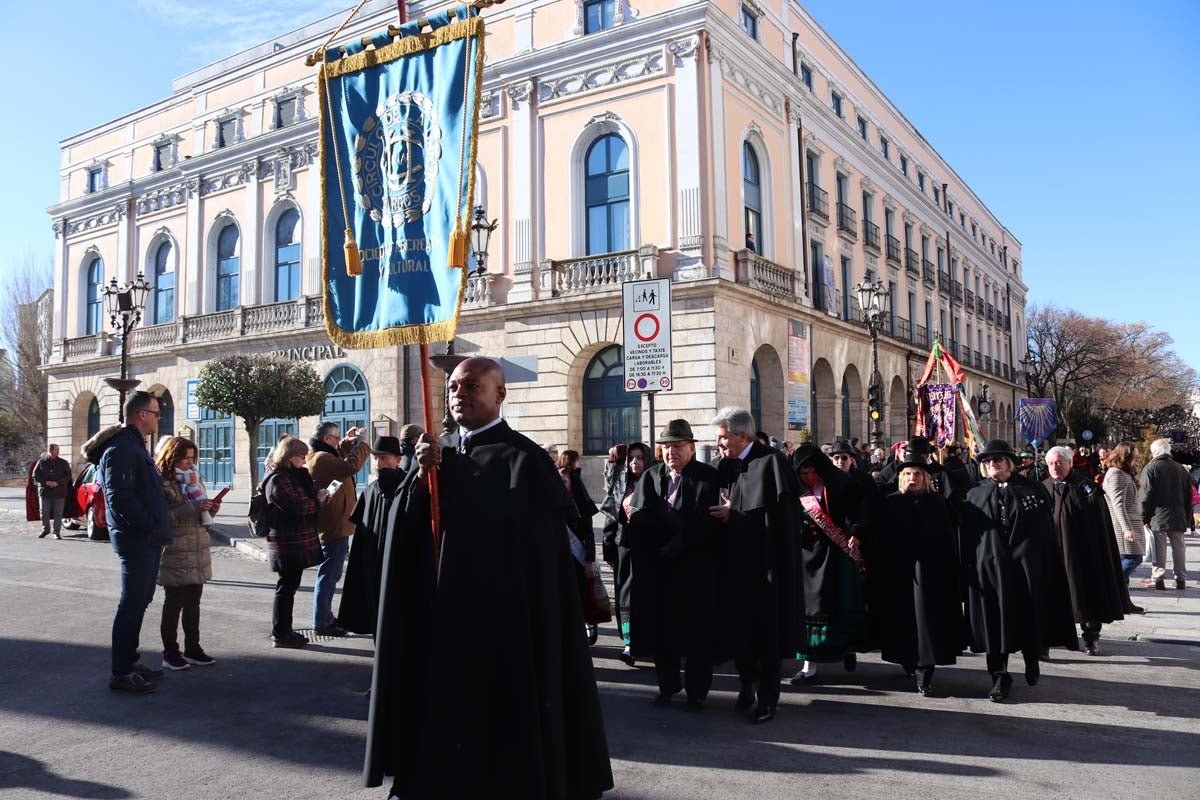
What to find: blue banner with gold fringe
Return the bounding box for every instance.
[318,5,483,347]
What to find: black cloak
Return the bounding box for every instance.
[1042,473,1126,625]
[364,421,613,799]
[625,458,722,661]
[958,473,1079,655]
[716,442,802,664]
[337,467,404,635]
[877,490,964,668]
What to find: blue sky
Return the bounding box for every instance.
[2,1,1198,369]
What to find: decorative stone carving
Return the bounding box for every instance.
[834,155,851,175]
[666,35,700,64]
[538,52,665,105]
[66,206,123,235]
[804,132,825,157]
[720,57,782,116]
[506,80,534,110]
[882,193,896,210]
[52,219,65,238]
[902,210,917,225]
[860,176,876,194]
[479,90,500,120]
[272,149,294,193]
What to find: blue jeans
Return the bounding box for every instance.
[1121,555,1144,583]
[110,531,162,676]
[313,536,349,628]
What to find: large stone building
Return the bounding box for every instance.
[45,0,1027,488]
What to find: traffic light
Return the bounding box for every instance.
[867,384,882,421]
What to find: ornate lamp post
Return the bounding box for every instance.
[431,206,498,437]
[102,271,152,422]
[856,277,887,451]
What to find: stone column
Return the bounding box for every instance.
[51,220,68,342]
[668,35,706,281]
[241,158,260,305]
[184,177,203,315]
[506,80,537,302]
[707,39,731,280]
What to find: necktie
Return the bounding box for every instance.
[666,473,682,508]
[458,433,470,454]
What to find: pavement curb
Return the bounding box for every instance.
[1134,633,1200,647]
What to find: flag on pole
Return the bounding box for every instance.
[1018,398,1058,445]
[318,5,484,348]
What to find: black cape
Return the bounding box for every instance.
[364,421,613,799]
[716,442,802,664]
[877,491,964,668]
[625,458,722,660]
[338,468,404,635]
[958,474,1079,655]
[1043,474,1126,625]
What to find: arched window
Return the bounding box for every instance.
[323,365,371,485]
[85,257,104,335]
[274,209,301,302]
[743,143,762,252]
[840,374,852,441]
[584,134,630,256]
[87,397,100,439]
[216,224,240,311]
[152,241,175,324]
[750,358,762,433]
[582,345,640,455]
[157,389,174,439]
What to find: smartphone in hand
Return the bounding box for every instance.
[326,480,343,496]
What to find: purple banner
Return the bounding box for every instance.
[927,383,956,447]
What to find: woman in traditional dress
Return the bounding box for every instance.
[877,452,963,694]
[790,444,870,683]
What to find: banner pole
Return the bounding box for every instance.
[397,1,408,23]
[419,342,442,570]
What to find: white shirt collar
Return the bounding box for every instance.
[460,416,504,440]
[737,442,754,461]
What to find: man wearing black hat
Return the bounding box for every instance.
[337,437,407,636]
[626,419,723,710]
[710,406,801,724]
[959,440,1078,702]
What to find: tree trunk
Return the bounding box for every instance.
[245,419,263,489]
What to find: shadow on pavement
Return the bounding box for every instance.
[0,751,132,799]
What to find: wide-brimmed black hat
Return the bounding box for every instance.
[371,436,403,456]
[977,439,1018,462]
[904,436,935,456]
[830,439,856,456]
[895,453,943,474]
[657,419,697,443]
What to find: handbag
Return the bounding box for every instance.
[1144,526,1157,564]
[583,562,612,624]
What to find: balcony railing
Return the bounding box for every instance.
[952,280,963,302]
[965,289,975,309]
[986,304,995,322]
[462,273,495,307]
[896,318,912,342]
[1003,364,1011,380]
[863,220,881,252]
[64,334,105,359]
[961,345,972,364]
[915,324,929,348]
[974,353,983,369]
[886,235,903,266]
[737,250,796,299]
[549,250,640,297]
[807,183,830,221]
[815,285,840,316]
[936,268,949,294]
[922,261,936,285]
[128,322,178,353]
[837,203,858,239]
[906,248,921,272]
[976,297,985,314]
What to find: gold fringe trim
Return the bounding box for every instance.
[319,19,485,350]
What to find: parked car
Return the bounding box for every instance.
[74,463,108,541]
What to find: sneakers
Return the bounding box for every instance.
[110,672,157,694]
[133,661,165,681]
[313,624,348,638]
[272,631,308,649]
[184,649,215,666]
[162,651,190,671]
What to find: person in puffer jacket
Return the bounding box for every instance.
[154,436,220,671]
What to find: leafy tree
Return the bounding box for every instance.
[193,355,326,487]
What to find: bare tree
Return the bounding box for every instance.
[0,251,54,464]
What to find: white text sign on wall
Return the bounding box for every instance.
[621,278,673,393]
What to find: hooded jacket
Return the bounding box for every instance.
[89,424,171,545]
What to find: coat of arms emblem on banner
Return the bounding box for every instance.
[354,91,442,227]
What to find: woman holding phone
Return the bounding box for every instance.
[155,436,221,670]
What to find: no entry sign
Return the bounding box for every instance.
[622,278,673,393]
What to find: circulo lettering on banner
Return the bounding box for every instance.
[633,313,660,342]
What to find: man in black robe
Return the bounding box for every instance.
[626,419,722,710]
[711,406,801,724]
[959,440,1078,702]
[364,357,612,799]
[337,436,406,636]
[1043,447,1125,655]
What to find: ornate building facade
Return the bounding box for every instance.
[45,0,1027,488]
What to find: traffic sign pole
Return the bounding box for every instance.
[647,391,657,454]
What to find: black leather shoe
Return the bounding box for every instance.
[734,688,754,712]
[618,651,636,667]
[1025,659,1040,686]
[1127,604,1145,614]
[988,673,1012,702]
[843,653,857,672]
[752,704,776,724]
[1154,578,1166,590]
[917,667,934,695]
[1177,579,1186,591]
[314,624,348,638]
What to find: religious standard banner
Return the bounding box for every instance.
[925,383,957,447]
[318,5,484,347]
[786,320,810,429]
[1018,398,1058,445]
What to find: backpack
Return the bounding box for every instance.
[247,473,278,538]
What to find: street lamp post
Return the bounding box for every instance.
[431,206,498,437]
[856,277,887,451]
[101,271,153,422]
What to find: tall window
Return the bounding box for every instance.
[274,209,301,301]
[831,92,843,118]
[918,172,926,192]
[880,136,890,160]
[584,134,630,255]
[750,359,762,434]
[800,64,813,91]
[152,242,175,324]
[217,118,237,148]
[87,167,104,193]
[740,4,758,38]
[742,143,762,252]
[856,116,868,140]
[154,141,173,171]
[583,345,640,455]
[216,224,240,311]
[275,97,297,129]
[85,257,103,335]
[87,397,101,439]
[840,257,852,319]
[583,0,615,34]
[900,155,909,176]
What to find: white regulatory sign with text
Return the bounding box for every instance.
[622,278,673,393]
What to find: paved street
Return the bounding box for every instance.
[1,513,1198,800]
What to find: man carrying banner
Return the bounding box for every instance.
[364,357,613,799]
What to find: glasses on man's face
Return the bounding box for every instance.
[141,408,161,418]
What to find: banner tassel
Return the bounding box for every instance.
[344,229,363,276]
[447,224,468,270]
